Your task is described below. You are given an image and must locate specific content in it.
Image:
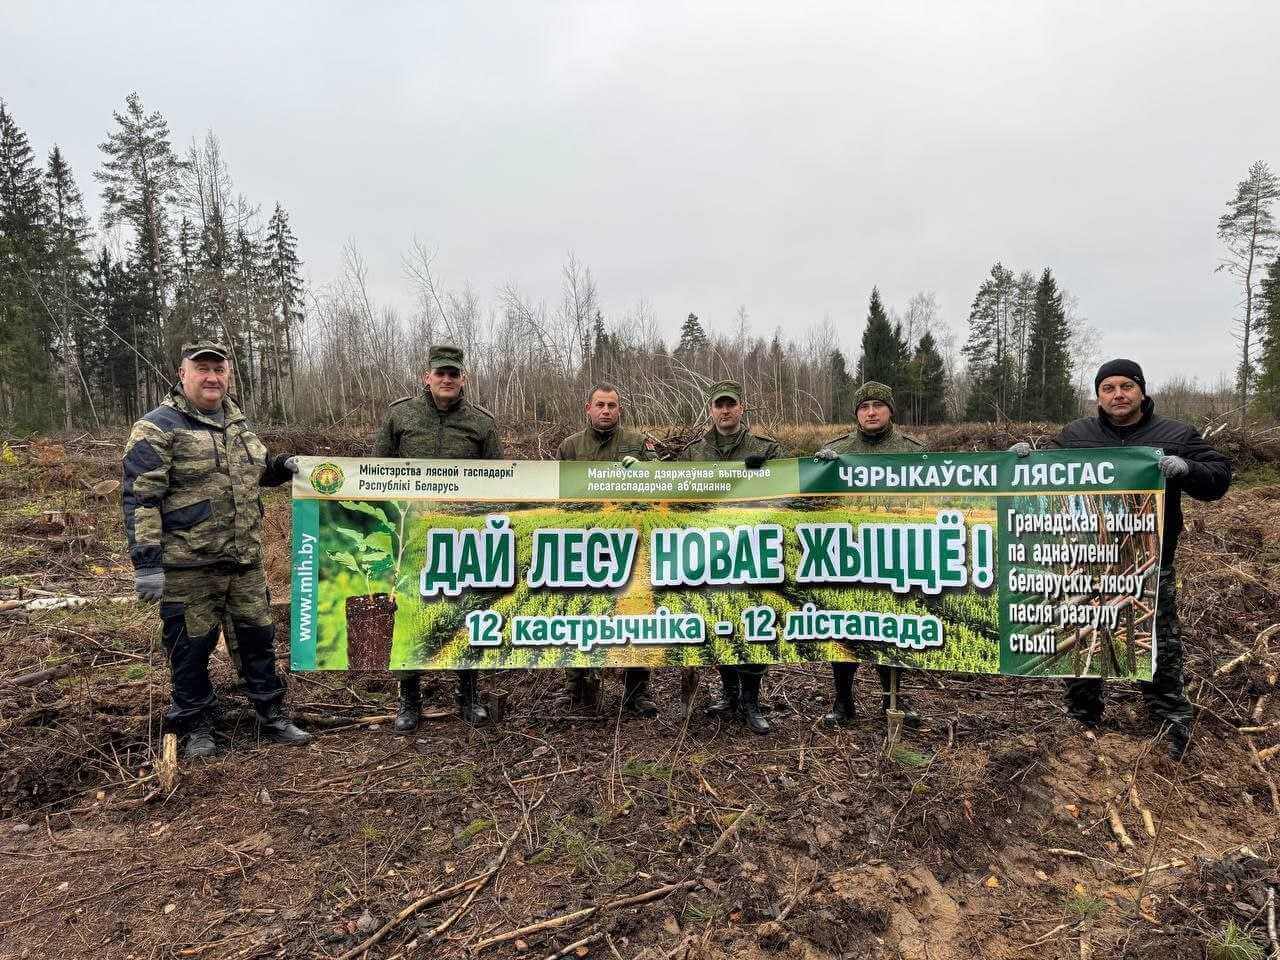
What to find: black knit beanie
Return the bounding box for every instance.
[1094,359,1145,395]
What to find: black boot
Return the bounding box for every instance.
[184,721,217,760]
[706,667,740,715]
[395,674,422,733]
[257,705,312,746]
[739,672,770,735]
[879,666,921,729]
[1165,721,1192,762]
[823,664,857,727]
[622,669,659,717]
[455,671,490,725]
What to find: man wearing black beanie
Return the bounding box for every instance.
[1011,359,1232,759]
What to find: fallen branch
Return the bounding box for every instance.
[698,803,756,868]
[333,875,483,960]
[542,931,606,960]
[4,663,76,687]
[1124,859,1186,880]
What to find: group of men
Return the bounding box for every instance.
[123,343,1231,761]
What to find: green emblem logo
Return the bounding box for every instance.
[310,462,345,495]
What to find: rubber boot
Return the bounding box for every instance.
[706,667,740,715]
[879,666,921,729]
[823,663,857,727]
[256,705,312,746]
[455,671,490,725]
[622,669,659,717]
[395,673,422,733]
[184,722,217,760]
[1166,722,1192,762]
[739,672,770,735]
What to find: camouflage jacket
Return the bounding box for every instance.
[820,424,924,456]
[122,389,291,571]
[558,426,655,461]
[679,426,784,462]
[373,389,503,459]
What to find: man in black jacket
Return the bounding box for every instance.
[1012,359,1232,759]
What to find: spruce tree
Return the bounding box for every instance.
[829,349,853,422]
[963,263,1017,420]
[677,312,709,360]
[265,203,304,395]
[1255,254,1280,420]
[43,146,93,426]
[0,100,54,428]
[913,331,947,424]
[857,288,899,388]
[1024,268,1075,421]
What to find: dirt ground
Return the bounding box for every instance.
[1,426,1277,960]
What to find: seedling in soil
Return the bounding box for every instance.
[891,746,933,767]
[1062,892,1107,924]
[1206,922,1264,960]
[329,500,412,669]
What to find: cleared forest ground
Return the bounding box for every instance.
[0,423,1277,960]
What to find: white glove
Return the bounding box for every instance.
[621,455,638,469]
[1008,442,1032,458]
[283,457,300,474]
[816,448,838,461]
[1158,455,1189,478]
[135,568,165,603]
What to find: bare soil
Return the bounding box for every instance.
[0,426,1277,960]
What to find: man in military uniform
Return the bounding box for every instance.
[817,381,926,728]
[374,345,504,731]
[1011,359,1232,759]
[557,383,658,715]
[680,380,783,734]
[122,342,311,759]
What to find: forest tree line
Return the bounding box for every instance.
[2,94,1277,433]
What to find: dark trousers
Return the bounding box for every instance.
[720,664,767,683]
[159,566,284,732]
[1065,564,1191,727]
[831,661,897,691]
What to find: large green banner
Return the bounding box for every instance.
[290,449,1164,680]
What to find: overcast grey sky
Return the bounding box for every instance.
[5,0,1279,386]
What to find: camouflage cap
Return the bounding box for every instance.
[181,341,229,362]
[707,380,743,404]
[853,381,895,413]
[429,344,465,371]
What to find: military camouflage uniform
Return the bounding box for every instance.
[374,349,504,726]
[558,424,657,710]
[122,386,293,733]
[819,382,926,722]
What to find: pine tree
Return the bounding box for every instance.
[913,331,947,424]
[0,100,54,428]
[857,288,900,388]
[96,92,183,407]
[1255,254,1280,420]
[1217,161,1280,419]
[1023,268,1074,421]
[963,263,1018,420]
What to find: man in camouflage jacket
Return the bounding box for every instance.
[375,345,504,730]
[122,342,310,759]
[557,383,658,715]
[817,381,926,729]
[680,380,783,734]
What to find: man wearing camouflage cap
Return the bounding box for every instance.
[375,345,504,730]
[817,381,926,728]
[557,382,657,714]
[680,380,784,734]
[122,342,311,759]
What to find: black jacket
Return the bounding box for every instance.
[1053,397,1232,564]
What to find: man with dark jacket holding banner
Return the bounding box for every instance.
[1012,359,1232,759]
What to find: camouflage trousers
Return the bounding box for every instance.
[1065,563,1191,729]
[158,564,285,732]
